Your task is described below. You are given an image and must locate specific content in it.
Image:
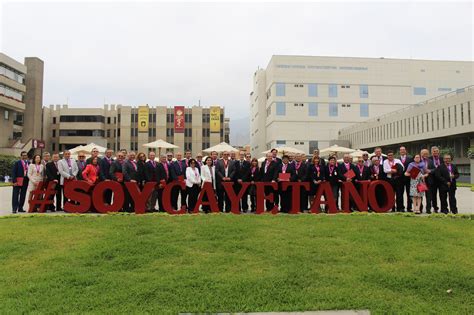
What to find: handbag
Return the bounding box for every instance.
[417,182,428,192]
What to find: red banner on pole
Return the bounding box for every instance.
[174,106,185,132]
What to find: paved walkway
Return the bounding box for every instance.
[1,186,472,216]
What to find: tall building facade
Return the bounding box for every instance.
[0,53,44,155]
[250,55,473,156]
[42,105,229,156]
[338,86,473,178]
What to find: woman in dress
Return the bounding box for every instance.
[26,154,45,211]
[404,154,429,214]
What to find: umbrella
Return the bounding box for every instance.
[369,152,387,158]
[319,145,355,156]
[203,142,239,153]
[262,146,305,155]
[143,139,179,156]
[70,143,107,154]
[350,149,369,158]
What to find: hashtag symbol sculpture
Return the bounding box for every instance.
[28,181,57,213]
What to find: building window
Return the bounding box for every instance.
[413,87,427,95]
[53,117,56,124]
[52,143,55,152]
[276,140,286,146]
[276,102,286,116]
[166,128,174,137]
[359,85,369,98]
[308,103,318,116]
[438,88,452,92]
[276,83,285,96]
[107,130,110,138]
[360,103,369,117]
[60,115,105,123]
[309,141,318,153]
[107,117,111,124]
[52,129,56,138]
[308,84,318,97]
[328,84,338,97]
[329,103,338,117]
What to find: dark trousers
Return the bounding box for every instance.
[439,187,457,214]
[431,181,439,211]
[186,184,200,213]
[217,186,231,212]
[235,182,249,212]
[171,186,183,210]
[330,183,339,210]
[48,182,62,211]
[389,178,404,211]
[122,183,132,212]
[402,178,412,211]
[104,189,113,205]
[157,188,165,211]
[12,181,28,212]
[279,187,292,213]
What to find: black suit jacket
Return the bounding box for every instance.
[46,161,60,182]
[122,160,139,182]
[354,164,371,181]
[277,163,297,182]
[307,163,326,182]
[369,164,387,181]
[99,157,114,181]
[215,159,236,187]
[109,161,123,181]
[236,160,251,182]
[337,162,358,181]
[435,163,459,191]
[259,160,278,182]
[324,164,340,185]
[293,161,308,181]
[145,161,159,182]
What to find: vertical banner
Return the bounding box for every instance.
[174,106,185,133]
[210,106,221,133]
[138,106,149,133]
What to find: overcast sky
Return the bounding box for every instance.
[1,1,472,120]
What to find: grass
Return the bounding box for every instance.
[0,182,12,187]
[0,213,473,314]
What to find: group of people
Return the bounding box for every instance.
[11,145,460,215]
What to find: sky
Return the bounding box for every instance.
[1,0,473,122]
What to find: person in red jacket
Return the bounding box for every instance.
[82,156,100,185]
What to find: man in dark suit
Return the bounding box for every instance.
[76,154,87,180]
[45,153,62,212]
[11,151,29,213]
[276,155,297,213]
[121,151,139,212]
[399,146,413,212]
[86,148,101,165]
[99,149,114,205]
[270,148,282,164]
[170,152,187,210]
[435,154,459,214]
[429,146,442,213]
[216,151,236,212]
[157,154,172,212]
[236,151,251,212]
[421,149,435,214]
[293,153,309,211]
[145,151,159,212]
[337,153,359,211]
[259,152,278,211]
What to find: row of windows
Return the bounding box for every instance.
[272,83,462,98]
[343,102,472,145]
[275,64,368,71]
[0,64,25,84]
[274,83,369,99]
[59,130,105,137]
[0,84,24,102]
[270,102,369,117]
[59,115,105,123]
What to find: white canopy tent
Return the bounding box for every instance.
[143,139,179,156]
[203,142,239,153]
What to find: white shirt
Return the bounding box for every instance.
[383,159,404,178]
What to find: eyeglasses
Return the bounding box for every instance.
[79,156,85,158]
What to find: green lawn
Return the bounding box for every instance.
[0,213,472,314]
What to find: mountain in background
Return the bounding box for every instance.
[229,116,250,146]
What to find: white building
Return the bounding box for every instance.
[338,86,473,179]
[249,55,473,156]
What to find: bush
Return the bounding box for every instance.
[0,154,17,180]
